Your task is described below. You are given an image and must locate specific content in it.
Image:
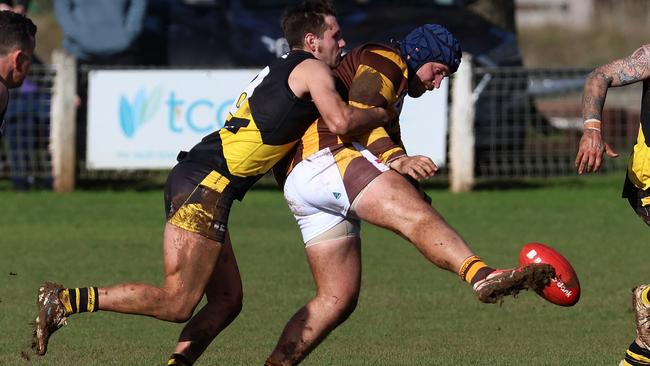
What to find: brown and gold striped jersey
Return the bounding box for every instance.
[283,43,408,177]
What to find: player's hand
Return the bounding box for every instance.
[389,155,437,181]
[575,129,619,174]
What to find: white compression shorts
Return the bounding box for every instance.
[283,142,389,245]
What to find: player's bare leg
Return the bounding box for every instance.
[353,170,473,271]
[33,223,223,355]
[168,233,243,365]
[353,170,553,303]
[98,223,222,319]
[266,236,362,366]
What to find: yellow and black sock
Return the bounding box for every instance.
[59,287,99,315]
[168,353,192,366]
[622,341,650,365]
[458,255,495,286]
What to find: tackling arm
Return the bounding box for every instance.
[301,60,392,135]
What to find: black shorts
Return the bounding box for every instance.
[623,175,650,228]
[164,160,234,243]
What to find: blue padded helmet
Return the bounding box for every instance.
[399,24,462,75]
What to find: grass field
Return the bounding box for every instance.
[0,174,647,365]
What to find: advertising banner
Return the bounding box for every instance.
[87,69,258,169]
[87,69,447,170]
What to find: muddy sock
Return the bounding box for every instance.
[264,357,281,366]
[59,287,99,315]
[458,255,495,286]
[622,341,650,365]
[168,353,192,365]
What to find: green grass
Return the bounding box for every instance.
[0,174,646,365]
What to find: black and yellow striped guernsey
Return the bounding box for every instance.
[626,79,650,205]
[181,50,320,200]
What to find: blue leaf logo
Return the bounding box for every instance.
[119,86,163,138]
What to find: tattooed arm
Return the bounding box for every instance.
[582,44,650,121]
[575,45,650,174]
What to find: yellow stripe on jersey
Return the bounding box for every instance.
[200,170,231,193]
[299,121,321,161]
[369,49,409,79]
[354,64,398,104]
[354,127,405,163]
[334,147,363,178]
[380,147,406,162]
[628,123,650,191]
[349,100,376,110]
[220,118,297,177]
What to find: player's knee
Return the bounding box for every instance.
[158,289,202,322]
[159,299,196,322]
[337,295,358,323]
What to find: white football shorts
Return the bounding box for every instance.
[283,142,389,244]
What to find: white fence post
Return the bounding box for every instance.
[449,52,475,193]
[50,49,77,192]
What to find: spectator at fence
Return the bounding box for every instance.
[53,0,147,66]
[574,44,650,366]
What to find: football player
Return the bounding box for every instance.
[575,44,650,366]
[264,24,556,365]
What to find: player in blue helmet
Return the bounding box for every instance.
[263,24,554,365]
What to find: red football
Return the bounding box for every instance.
[519,243,580,307]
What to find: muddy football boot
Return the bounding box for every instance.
[32,282,68,355]
[473,263,555,304]
[633,284,650,349]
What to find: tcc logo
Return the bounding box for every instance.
[119,86,234,138]
[119,87,163,138]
